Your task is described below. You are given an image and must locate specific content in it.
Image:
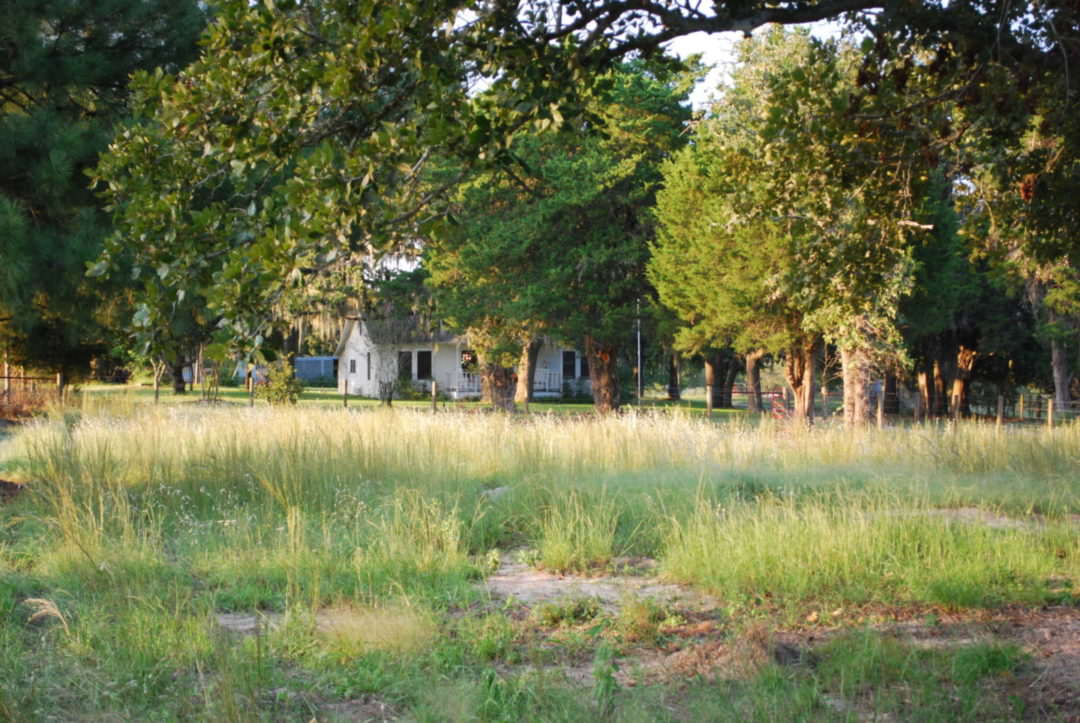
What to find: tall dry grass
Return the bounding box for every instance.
[4,405,1078,611]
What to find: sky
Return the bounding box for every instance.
[666,20,844,110]
[666,31,743,109]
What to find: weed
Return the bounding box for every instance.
[592,642,619,716]
[538,490,619,573]
[1,405,1076,719]
[534,596,603,627]
[615,595,667,643]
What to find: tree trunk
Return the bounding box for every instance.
[704,355,715,415]
[482,363,517,412]
[840,346,871,427]
[744,349,765,412]
[721,363,738,407]
[808,340,822,417]
[950,345,977,418]
[514,338,543,404]
[171,359,187,394]
[586,336,620,414]
[931,357,949,417]
[916,369,930,421]
[1051,336,1070,411]
[784,340,816,423]
[705,350,736,409]
[883,373,899,415]
[667,351,681,401]
[153,360,166,404]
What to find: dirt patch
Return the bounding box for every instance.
[483,552,715,613]
[612,604,1080,717]
[215,612,282,636]
[624,624,812,686]
[901,606,1080,714]
[321,695,399,722]
[926,507,1080,530]
[0,479,25,504]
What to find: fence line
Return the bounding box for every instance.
[734,385,1079,426]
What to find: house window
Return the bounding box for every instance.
[398,351,413,380]
[349,358,356,374]
[417,350,432,380]
[366,352,371,381]
[562,351,575,379]
[580,352,589,379]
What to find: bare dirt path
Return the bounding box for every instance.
[483,551,716,613]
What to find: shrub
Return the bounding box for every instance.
[256,361,304,405]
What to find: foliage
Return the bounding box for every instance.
[427,61,694,411]
[255,361,304,405]
[1,404,1076,718]
[92,0,534,362]
[0,0,205,375]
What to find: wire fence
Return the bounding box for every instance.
[1,374,63,417]
[738,385,1080,427]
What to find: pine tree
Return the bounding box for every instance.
[0,0,204,378]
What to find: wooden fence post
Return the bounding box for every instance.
[996,395,1004,429]
[1018,394,1025,421]
[1048,398,1054,429]
[431,381,438,412]
[876,389,885,429]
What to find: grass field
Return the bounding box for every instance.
[0,404,1078,720]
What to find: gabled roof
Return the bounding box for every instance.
[333,319,357,358]
[335,317,463,358]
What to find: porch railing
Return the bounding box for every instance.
[533,369,562,393]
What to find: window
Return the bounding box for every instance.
[398,351,412,380]
[417,350,432,380]
[562,351,575,379]
[580,353,589,379]
[366,352,371,381]
[349,358,356,374]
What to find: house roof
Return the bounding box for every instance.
[335,317,463,358]
[364,316,459,345]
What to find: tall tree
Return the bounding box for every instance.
[92,0,1080,377]
[0,0,205,379]
[655,29,942,425]
[427,62,693,413]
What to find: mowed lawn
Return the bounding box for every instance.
[0,404,1078,720]
[75,381,746,417]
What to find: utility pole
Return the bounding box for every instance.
[635,298,643,405]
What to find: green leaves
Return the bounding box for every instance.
[425,61,692,404]
[653,28,938,362]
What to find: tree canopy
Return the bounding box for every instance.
[0,0,205,376]
[426,61,693,411]
[63,0,1080,411]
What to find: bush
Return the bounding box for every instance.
[255,361,304,405]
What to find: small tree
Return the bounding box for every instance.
[256,360,304,405]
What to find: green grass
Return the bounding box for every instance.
[662,492,1079,611]
[0,404,1077,719]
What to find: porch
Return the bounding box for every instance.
[417,369,566,400]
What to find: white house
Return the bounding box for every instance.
[335,318,591,400]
